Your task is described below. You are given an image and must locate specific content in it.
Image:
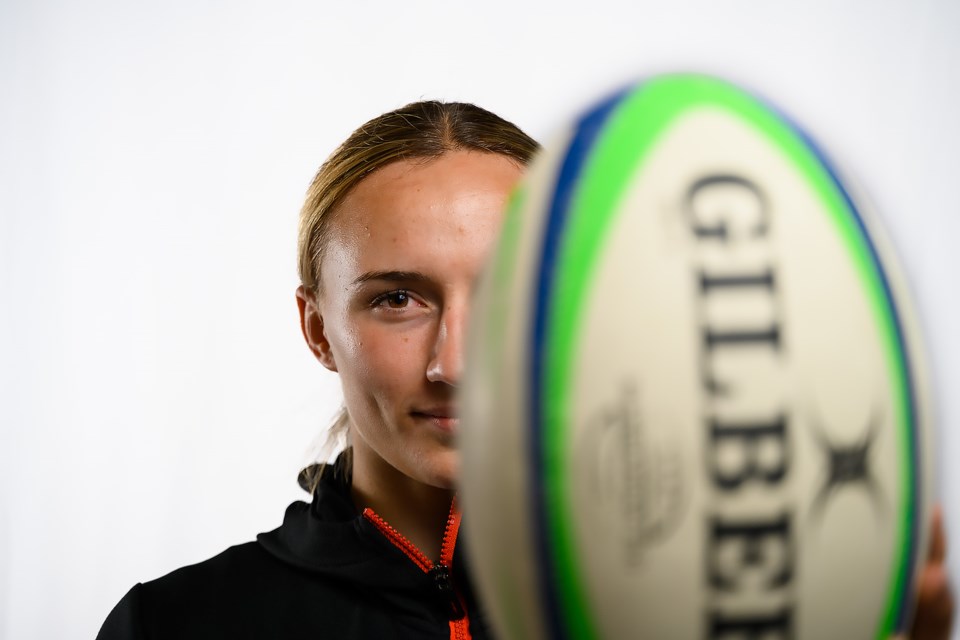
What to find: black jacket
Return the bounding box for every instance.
[96,460,491,639]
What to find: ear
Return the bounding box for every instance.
[296,285,338,372]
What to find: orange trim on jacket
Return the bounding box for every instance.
[363,496,472,640]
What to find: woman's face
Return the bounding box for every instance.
[303,151,524,491]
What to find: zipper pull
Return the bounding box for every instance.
[429,563,465,620]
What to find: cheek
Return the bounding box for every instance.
[333,319,431,398]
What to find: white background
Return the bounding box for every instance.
[1,1,958,638]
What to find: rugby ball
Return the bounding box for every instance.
[461,74,933,640]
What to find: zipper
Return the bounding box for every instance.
[363,496,472,640]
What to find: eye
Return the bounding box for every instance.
[372,289,414,310]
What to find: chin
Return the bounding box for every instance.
[422,452,460,491]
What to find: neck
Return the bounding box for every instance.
[350,446,455,562]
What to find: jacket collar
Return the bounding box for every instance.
[257,453,454,591]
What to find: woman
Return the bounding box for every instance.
[98,101,952,639]
[97,101,536,639]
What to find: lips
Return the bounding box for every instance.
[412,406,459,432]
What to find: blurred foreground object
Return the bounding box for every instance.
[461,74,936,640]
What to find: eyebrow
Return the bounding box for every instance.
[351,270,431,287]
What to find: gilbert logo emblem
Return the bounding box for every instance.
[809,407,887,524]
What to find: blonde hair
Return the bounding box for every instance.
[297,100,539,492]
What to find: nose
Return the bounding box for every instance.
[426,302,466,387]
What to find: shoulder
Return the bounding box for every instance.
[139,541,275,597]
[96,541,340,639]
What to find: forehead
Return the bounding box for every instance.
[323,151,523,279]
